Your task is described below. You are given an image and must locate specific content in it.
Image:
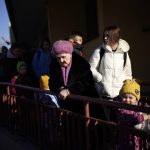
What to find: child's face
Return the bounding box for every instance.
[121,93,138,105]
[74,36,83,45]
[19,66,27,75]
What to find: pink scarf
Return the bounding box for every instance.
[61,60,72,86]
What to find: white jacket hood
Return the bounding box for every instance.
[102,39,130,53]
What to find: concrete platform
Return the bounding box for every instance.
[0,127,38,150]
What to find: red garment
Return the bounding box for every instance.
[10,75,17,95]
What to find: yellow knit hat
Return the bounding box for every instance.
[39,75,50,90]
[119,79,140,101]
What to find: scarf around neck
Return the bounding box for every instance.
[61,59,72,86]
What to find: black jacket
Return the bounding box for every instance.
[49,52,98,98]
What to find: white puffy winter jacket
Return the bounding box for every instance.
[89,39,132,98]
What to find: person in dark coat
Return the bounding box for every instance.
[49,40,98,114]
[68,31,84,56]
[50,40,106,150]
[15,61,32,99]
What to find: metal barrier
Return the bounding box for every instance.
[0,82,150,150]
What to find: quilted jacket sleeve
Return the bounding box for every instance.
[89,47,103,83]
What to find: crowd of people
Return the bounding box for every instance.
[0,25,150,149]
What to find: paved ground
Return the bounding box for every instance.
[0,127,38,150]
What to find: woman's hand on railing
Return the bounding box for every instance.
[58,89,70,100]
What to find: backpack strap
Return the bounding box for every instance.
[99,47,105,65]
[123,52,127,68]
[99,47,127,68]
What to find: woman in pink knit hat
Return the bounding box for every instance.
[49,40,100,114]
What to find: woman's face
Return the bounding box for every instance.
[121,93,138,105]
[56,53,72,67]
[104,36,114,46]
[104,36,118,50]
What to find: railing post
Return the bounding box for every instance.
[84,101,91,150]
[34,92,41,146]
[84,101,90,126]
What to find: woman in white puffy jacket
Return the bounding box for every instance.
[89,25,132,98]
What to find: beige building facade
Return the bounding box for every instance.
[5,0,150,81]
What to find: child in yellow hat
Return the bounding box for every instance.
[39,75,50,90]
[39,75,59,108]
[119,79,141,105]
[39,75,60,142]
[116,79,150,150]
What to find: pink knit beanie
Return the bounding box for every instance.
[52,40,73,55]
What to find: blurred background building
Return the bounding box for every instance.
[4,0,150,82]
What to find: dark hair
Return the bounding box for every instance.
[103,25,120,44]
[39,38,51,49]
[11,42,24,49]
[1,46,8,52]
[68,31,83,39]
